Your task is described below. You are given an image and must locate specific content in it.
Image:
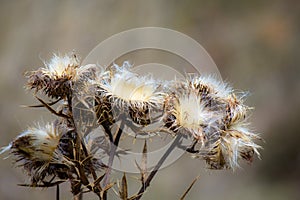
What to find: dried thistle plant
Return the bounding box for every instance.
[1,52,262,200]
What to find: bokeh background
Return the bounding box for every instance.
[0,0,299,200]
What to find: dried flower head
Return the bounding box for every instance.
[163,75,261,170]
[0,122,64,184]
[164,81,219,143]
[93,62,164,125]
[205,122,261,170]
[26,53,96,99]
[201,86,261,170]
[190,76,248,126]
[42,54,80,79]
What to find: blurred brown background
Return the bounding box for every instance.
[0,0,299,199]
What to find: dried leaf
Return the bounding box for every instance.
[100,182,115,199]
[135,140,148,184]
[103,182,115,192]
[34,96,69,118]
[119,173,128,200]
[141,140,148,183]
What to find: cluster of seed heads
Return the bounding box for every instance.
[1,53,261,194]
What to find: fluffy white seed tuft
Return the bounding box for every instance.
[99,62,164,109]
[1,123,61,162]
[174,93,212,130]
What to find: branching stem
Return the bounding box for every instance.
[102,120,125,199]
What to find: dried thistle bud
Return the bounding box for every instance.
[93,62,164,125]
[205,90,259,170]
[223,94,248,127]
[41,53,80,79]
[191,76,248,127]
[164,81,219,143]
[26,53,96,99]
[190,75,233,100]
[163,75,261,170]
[0,122,64,184]
[205,123,261,170]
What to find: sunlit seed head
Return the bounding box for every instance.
[2,123,61,163]
[218,123,261,169]
[164,84,220,142]
[42,53,79,79]
[25,53,98,99]
[204,116,261,170]
[110,74,155,102]
[99,62,164,109]
[174,93,209,130]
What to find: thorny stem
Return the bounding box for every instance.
[67,95,101,198]
[102,120,125,198]
[35,95,70,118]
[134,135,182,200]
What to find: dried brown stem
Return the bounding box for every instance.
[56,184,60,200]
[102,120,125,199]
[67,95,102,199]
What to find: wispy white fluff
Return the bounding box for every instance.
[231,93,250,118]
[42,54,79,78]
[99,62,164,109]
[220,123,261,169]
[1,123,61,162]
[191,75,233,99]
[174,93,211,129]
[166,90,220,142]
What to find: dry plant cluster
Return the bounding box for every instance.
[1,53,261,200]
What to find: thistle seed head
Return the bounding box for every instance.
[205,123,261,170]
[162,75,261,170]
[93,62,165,125]
[11,123,60,162]
[164,81,220,143]
[41,53,79,79]
[0,122,65,184]
[26,53,96,99]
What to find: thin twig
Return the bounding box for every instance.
[102,123,114,143]
[18,180,65,187]
[35,95,70,118]
[102,120,125,199]
[103,121,125,186]
[56,184,60,200]
[21,97,62,108]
